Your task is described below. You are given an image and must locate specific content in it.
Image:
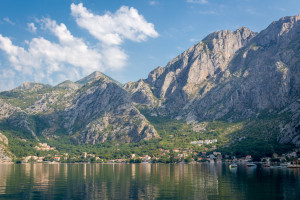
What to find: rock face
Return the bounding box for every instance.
[55,80,80,90]
[156,27,255,98]
[124,79,158,106]
[60,77,158,144]
[278,99,300,146]
[0,99,21,120]
[1,14,300,149]
[0,72,158,145]
[125,15,300,145]
[0,146,12,163]
[127,27,256,113]
[14,82,51,91]
[185,14,300,121]
[0,132,8,145]
[0,133,12,163]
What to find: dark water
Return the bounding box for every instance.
[0,163,299,200]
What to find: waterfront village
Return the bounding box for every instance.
[21,142,300,167]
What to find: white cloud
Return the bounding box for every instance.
[3,17,15,25]
[102,45,127,70]
[0,68,16,91]
[70,3,159,70]
[149,1,158,6]
[0,4,159,90]
[27,22,37,33]
[187,0,208,4]
[69,3,158,79]
[71,3,159,45]
[0,18,104,88]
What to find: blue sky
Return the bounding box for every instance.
[0,0,299,91]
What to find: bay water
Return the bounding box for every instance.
[0,163,299,199]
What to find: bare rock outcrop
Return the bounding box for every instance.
[0,133,12,163]
[127,15,300,146]
[0,72,158,144]
[61,77,158,144]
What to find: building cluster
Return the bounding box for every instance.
[23,153,70,163]
[82,152,103,161]
[130,148,224,163]
[260,152,300,163]
[22,144,300,164]
[20,150,239,164]
[23,156,44,163]
[190,139,217,146]
[34,143,56,151]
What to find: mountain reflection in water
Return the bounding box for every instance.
[0,163,299,199]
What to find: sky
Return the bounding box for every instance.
[0,0,299,91]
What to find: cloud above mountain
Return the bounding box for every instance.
[71,3,159,45]
[0,3,158,90]
[70,3,158,71]
[0,18,103,86]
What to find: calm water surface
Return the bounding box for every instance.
[0,163,299,200]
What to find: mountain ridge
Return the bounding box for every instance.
[125,14,300,146]
[0,14,300,161]
[0,71,158,146]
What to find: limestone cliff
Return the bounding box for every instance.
[0,72,158,144]
[1,14,300,149]
[60,77,158,144]
[0,133,13,163]
[126,15,300,146]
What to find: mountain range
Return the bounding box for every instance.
[1,14,300,161]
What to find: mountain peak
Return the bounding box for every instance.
[203,27,256,49]
[76,71,107,85]
[55,80,80,90]
[76,71,121,87]
[278,14,300,23]
[255,14,300,46]
[146,66,165,85]
[14,82,51,91]
[234,27,254,34]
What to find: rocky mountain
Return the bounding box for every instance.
[56,80,80,90]
[124,79,159,106]
[14,82,52,91]
[58,76,158,144]
[0,71,158,148]
[125,15,300,146]
[0,132,13,163]
[0,14,300,161]
[126,27,257,110]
